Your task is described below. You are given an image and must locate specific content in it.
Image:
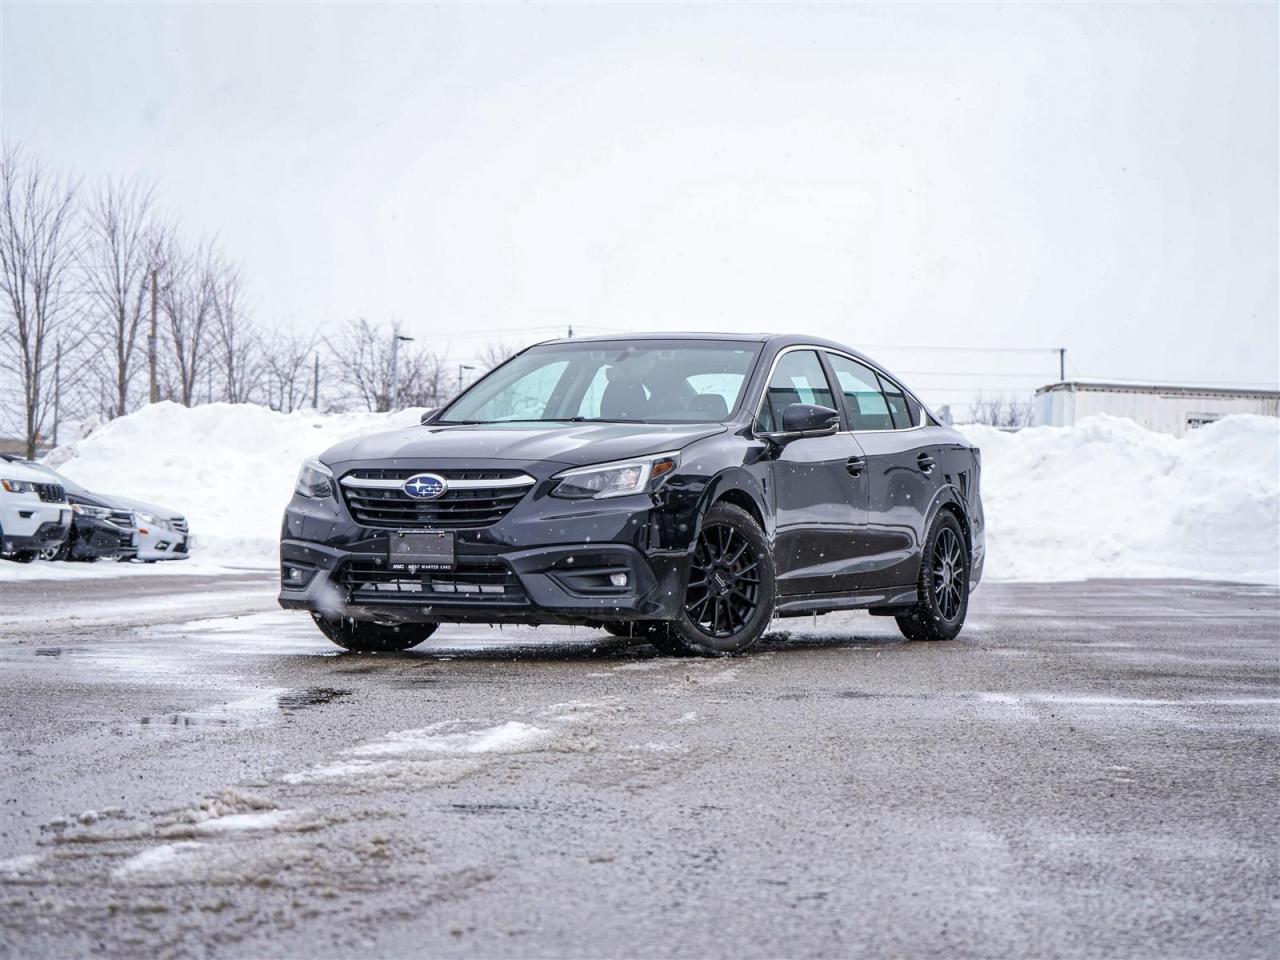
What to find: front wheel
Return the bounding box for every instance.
[652,502,776,657]
[896,511,970,642]
[39,539,71,562]
[311,613,438,652]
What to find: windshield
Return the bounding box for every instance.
[439,339,762,424]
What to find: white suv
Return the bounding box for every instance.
[1,460,71,563]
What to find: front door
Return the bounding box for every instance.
[756,349,868,597]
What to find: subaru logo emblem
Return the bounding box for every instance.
[402,473,447,500]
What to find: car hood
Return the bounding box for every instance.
[320,421,728,469]
[104,495,182,520]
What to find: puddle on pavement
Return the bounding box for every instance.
[276,687,353,711]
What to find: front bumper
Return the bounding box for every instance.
[70,518,132,560]
[2,521,69,556]
[133,525,191,561]
[278,537,692,625]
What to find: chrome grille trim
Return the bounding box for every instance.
[340,474,535,491]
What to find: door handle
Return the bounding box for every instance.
[916,453,935,473]
[846,457,865,478]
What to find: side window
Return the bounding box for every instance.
[877,374,920,429]
[754,350,834,432]
[826,354,898,431]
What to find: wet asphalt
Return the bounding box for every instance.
[0,574,1277,959]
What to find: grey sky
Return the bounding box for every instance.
[3,1,1276,407]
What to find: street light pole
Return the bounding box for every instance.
[458,363,475,394]
[389,330,415,411]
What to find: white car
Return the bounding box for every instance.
[107,495,191,562]
[0,459,71,563]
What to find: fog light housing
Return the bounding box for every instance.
[281,563,316,588]
[609,572,629,587]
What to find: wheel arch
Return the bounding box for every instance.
[924,485,973,560]
[693,468,770,541]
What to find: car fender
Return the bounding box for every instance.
[922,482,973,556]
[690,466,771,543]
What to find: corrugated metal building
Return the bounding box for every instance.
[1034,380,1280,437]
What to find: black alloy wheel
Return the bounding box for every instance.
[650,502,776,657]
[932,526,965,621]
[686,523,761,640]
[896,511,969,642]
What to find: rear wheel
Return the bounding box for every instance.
[311,613,438,652]
[896,511,969,642]
[652,503,776,657]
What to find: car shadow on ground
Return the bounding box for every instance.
[321,628,908,666]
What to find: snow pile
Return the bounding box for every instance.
[40,401,426,567]
[957,415,1279,583]
[16,401,1280,584]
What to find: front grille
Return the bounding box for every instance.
[35,483,64,503]
[339,559,528,605]
[340,469,533,530]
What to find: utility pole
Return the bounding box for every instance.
[148,269,159,403]
[457,363,475,394]
[52,339,61,447]
[312,353,319,409]
[389,329,414,411]
[1058,347,1066,382]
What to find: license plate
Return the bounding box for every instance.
[60,510,69,525]
[389,531,455,570]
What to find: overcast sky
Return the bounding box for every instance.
[3,2,1276,406]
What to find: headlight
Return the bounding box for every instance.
[551,452,680,500]
[295,458,335,499]
[0,478,34,493]
[135,512,164,527]
[71,503,112,519]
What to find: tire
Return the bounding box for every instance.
[653,502,776,657]
[311,612,438,652]
[40,539,72,562]
[7,550,37,564]
[896,511,969,642]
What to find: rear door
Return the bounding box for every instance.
[825,353,940,590]
[757,349,868,598]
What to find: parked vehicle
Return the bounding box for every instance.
[0,456,134,562]
[0,459,70,563]
[279,334,985,655]
[105,495,191,562]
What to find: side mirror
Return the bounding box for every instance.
[419,408,439,425]
[761,403,840,444]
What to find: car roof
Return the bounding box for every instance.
[528,331,884,367]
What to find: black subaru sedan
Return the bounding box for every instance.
[279,334,984,656]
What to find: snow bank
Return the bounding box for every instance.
[12,402,1279,584]
[37,401,425,568]
[956,415,1279,583]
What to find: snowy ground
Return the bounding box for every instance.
[5,402,1277,584]
[1,574,1276,957]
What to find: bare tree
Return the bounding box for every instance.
[80,177,158,418]
[156,233,217,405]
[262,328,319,412]
[208,257,261,403]
[966,391,1034,428]
[0,145,81,457]
[478,340,519,372]
[324,317,449,412]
